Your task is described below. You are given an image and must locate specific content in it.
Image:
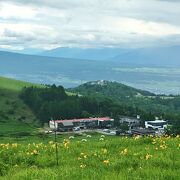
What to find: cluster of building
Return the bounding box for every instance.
[118,116,167,135]
[49,117,114,132]
[49,116,168,135]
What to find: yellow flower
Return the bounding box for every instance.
[80,164,86,168]
[101,148,108,154]
[134,135,141,140]
[12,143,18,148]
[64,142,69,149]
[52,144,56,149]
[63,139,70,149]
[48,141,54,144]
[160,144,167,149]
[103,160,110,165]
[152,139,156,144]
[120,148,128,155]
[145,154,152,160]
[80,152,87,158]
[63,139,70,144]
[31,149,38,155]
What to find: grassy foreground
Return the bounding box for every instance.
[0,134,179,180]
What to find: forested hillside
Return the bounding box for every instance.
[20,85,147,124]
[69,80,180,115]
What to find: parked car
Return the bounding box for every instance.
[103,129,110,133]
[116,129,125,136]
[73,127,81,131]
[109,131,116,135]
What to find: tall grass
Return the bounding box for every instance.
[0,134,179,179]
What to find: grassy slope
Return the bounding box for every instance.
[0,134,179,179]
[0,77,44,136]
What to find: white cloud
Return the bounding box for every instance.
[0,3,37,19]
[0,0,180,51]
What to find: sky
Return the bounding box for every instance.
[0,0,180,52]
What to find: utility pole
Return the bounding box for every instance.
[53,119,59,166]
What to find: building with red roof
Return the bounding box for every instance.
[49,117,114,131]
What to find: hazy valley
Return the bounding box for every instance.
[1,50,180,95]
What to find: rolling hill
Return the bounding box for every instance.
[68,80,180,116]
[69,80,155,98]
[0,76,44,137]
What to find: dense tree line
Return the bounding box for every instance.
[20,85,153,125]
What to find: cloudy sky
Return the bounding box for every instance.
[0,0,180,52]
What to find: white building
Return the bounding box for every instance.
[145,120,167,130]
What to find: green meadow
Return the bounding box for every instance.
[0,77,44,137]
[0,76,43,91]
[0,134,179,180]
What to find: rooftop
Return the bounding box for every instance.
[146,120,167,123]
[50,117,113,123]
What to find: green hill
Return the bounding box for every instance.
[69,80,180,118]
[69,80,155,98]
[0,77,44,137]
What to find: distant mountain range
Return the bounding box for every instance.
[40,47,128,61]
[40,46,180,67]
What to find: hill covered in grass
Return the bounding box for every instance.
[0,77,44,137]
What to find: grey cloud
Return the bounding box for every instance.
[0,0,180,50]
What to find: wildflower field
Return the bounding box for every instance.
[0,134,180,180]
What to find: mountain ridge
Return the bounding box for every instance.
[40,46,180,66]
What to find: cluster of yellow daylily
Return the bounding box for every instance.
[0,134,179,171]
[0,143,18,149]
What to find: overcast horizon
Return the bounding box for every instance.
[0,0,180,54]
